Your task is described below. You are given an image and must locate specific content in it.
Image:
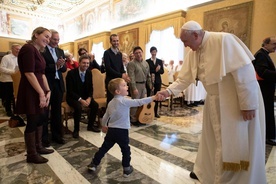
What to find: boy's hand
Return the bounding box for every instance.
[102,126,108,133]
[153,94,165,101]
[157,90,170,98]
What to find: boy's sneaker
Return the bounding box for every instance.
[87,162,97,171]
[123,165,133,177]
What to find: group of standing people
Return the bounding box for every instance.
[13,28,103,164]
[6,19,275,183]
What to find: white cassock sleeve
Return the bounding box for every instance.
[167,78,191,96]
[230,63,259,110]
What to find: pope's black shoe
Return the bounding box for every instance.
[266,139,276,146]
[190,172,198,180]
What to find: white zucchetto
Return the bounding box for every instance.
[181,21,202,30]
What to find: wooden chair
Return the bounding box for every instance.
[161,67,170,88]
[160,67,171,109]
[61,68,74,131]
[11,71,21,116]
[11,71,21,101]
[160,68,183,110]
[92,69,107,124]
[172,71,184,107]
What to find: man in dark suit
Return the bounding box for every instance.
[253,36,276,146]
[146,46,164,118]
[104,34,130,105]
[66,55,100,138]
[42,29,66,145]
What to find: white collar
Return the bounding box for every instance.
[47,45,55,50]
[78,68,86,74]
[111,47,119,54]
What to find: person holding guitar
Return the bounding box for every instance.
[127,46,152,126]
[146,46,164,118]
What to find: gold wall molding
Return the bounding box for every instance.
[59,42,74,54]
[143,10,186,43]
[110,10,186,54]
[89,31,111,50]
[71,10,186,58]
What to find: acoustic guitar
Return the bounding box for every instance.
[136,74,155,124]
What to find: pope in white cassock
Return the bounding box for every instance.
[157,21,266,184]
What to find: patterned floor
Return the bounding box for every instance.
[0,103,275,184]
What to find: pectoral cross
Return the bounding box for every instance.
[195,77,199,86]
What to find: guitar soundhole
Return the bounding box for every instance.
[138,101,154,124]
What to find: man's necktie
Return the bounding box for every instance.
[50,48,58,61]
[50,47,59,79]
[80,73,85,83]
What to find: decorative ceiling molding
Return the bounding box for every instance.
[0,0,223,20]
[0,0,90,19]
[60,0,109,19]
[0,0,223,42]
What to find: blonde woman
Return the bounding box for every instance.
[16,27,54,164]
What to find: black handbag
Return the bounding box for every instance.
[8,115,26,128]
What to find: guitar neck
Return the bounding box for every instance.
[151,73,155,96]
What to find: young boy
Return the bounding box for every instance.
[87,78,163,177]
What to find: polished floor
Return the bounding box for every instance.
[0,103,275,184]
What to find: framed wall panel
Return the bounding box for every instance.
[204,2,253,48]
[77,40,89,51]
[117,28,139,55]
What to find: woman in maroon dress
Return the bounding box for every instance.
[16,27,54,164]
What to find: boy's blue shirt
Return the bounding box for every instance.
[102,95,153,129]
